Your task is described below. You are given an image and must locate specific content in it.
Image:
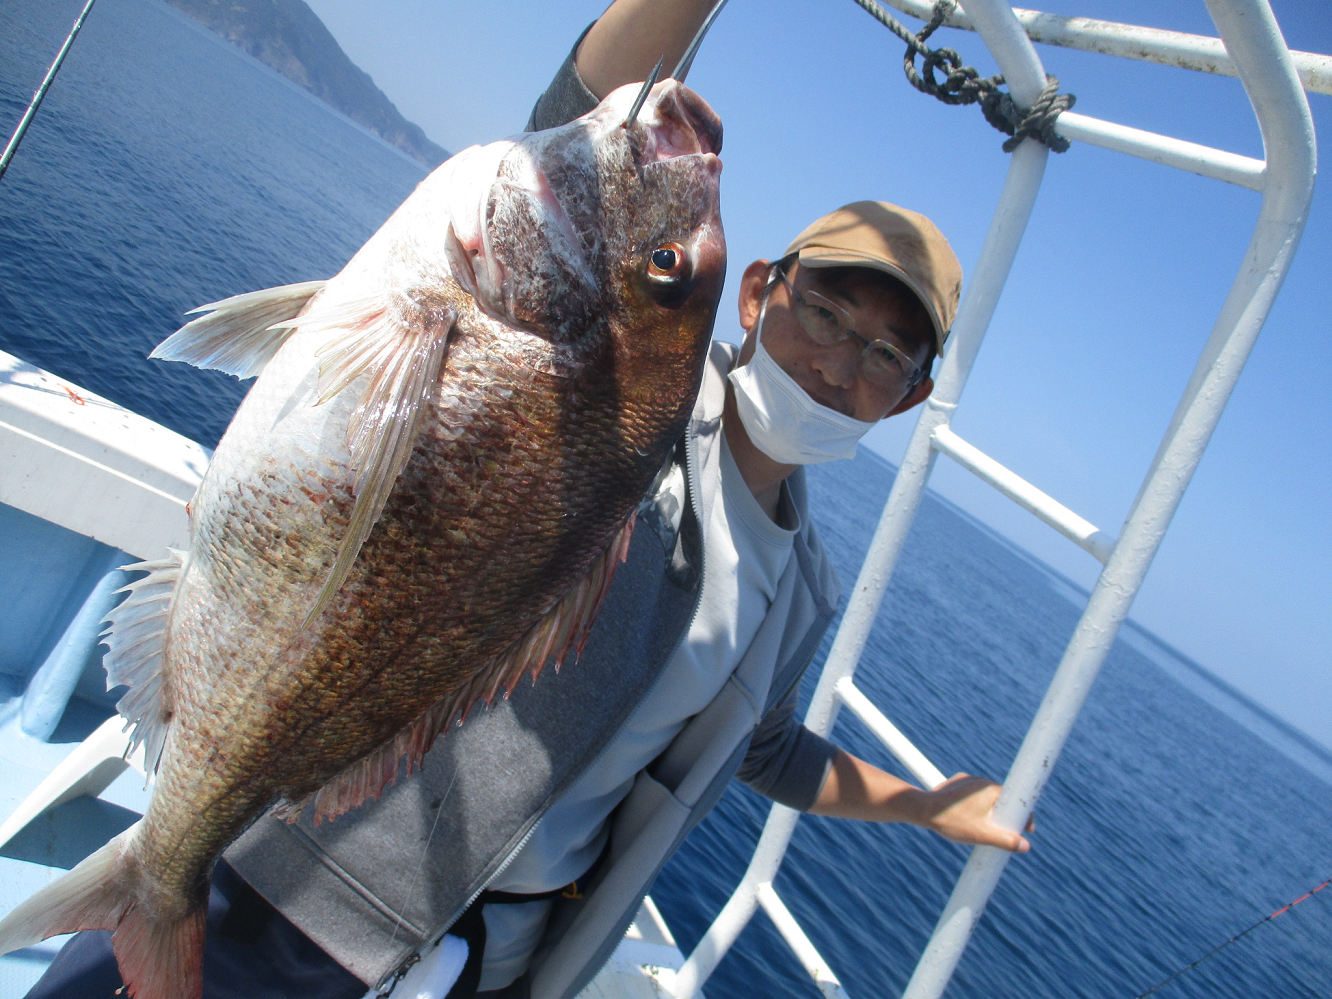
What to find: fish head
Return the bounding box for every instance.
[580,79,727,359]
[441,81,725,361]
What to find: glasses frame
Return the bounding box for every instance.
[770,266,927,392]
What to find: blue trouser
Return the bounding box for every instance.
[23,860,368,999]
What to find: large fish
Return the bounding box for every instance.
[0,79,724,999]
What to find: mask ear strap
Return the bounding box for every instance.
[753,296,770,343]
[752,263,783,343]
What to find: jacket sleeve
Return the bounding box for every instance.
[736,684,839,812]
[526,24,600,131]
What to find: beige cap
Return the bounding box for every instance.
[783,201,963,353]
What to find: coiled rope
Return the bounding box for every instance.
[849,0,1076,152]
[1129,876,1329,998]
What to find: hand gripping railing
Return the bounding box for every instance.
[671,1,1315,997]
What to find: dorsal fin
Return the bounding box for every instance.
[101,549,189,775]
[150,280,327,378]
[277,512,636,826]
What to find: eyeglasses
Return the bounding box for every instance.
[772,268,926,392]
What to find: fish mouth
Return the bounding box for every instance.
[637,80,723,166]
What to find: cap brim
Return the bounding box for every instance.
[796,246,948,355]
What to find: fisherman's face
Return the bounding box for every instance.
[735,259,936,423]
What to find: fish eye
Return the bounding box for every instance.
[646,242,689,284]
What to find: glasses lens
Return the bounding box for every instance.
[793,300,845,345]
[862,342,920,391]
[787,284,850,346]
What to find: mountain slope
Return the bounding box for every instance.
[164,0,448,167]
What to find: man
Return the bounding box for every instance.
[24,4,1027,999]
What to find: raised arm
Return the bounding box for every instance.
[528,0,720,131]
[576,0,719,99]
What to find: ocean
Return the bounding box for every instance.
[1,1,1329,997]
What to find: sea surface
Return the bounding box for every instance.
[2,2,1329,998]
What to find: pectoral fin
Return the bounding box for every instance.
[300,294,457,626]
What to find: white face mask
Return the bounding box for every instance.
[727,298,877,465]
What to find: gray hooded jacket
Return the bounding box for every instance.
[225,338,841,997]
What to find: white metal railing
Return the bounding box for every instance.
[1051,112,1266,190]
[757,883,850,999]
[880,0,1332,95]
[929,425,1116,563]
[833,678,947,790]
[671,1,1316,997]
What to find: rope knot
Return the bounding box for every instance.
[999,76,1077,153]
[856,0,1077,154]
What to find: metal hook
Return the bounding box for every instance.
[622,56,665,129]
[671,0,730,83]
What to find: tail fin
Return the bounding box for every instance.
[112,904,206,999]
[0,821,206,999]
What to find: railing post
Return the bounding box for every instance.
[673,805,801,998]
[673,4,1053,992]
[803,113,1050,747]
[675,23,1050,999]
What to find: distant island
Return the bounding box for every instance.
[163,0,449,168]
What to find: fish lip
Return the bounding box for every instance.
[671,83,723,156]
[638,81,724,165]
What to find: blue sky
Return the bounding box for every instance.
[301,0,1330,748]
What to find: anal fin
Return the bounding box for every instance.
[294,513,636,826]
[101,549,189,775]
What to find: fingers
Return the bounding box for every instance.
[981,822,1031,854]
[1005,830,1032,854]
[928,773,1034,853]
[970,819,1029,854]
